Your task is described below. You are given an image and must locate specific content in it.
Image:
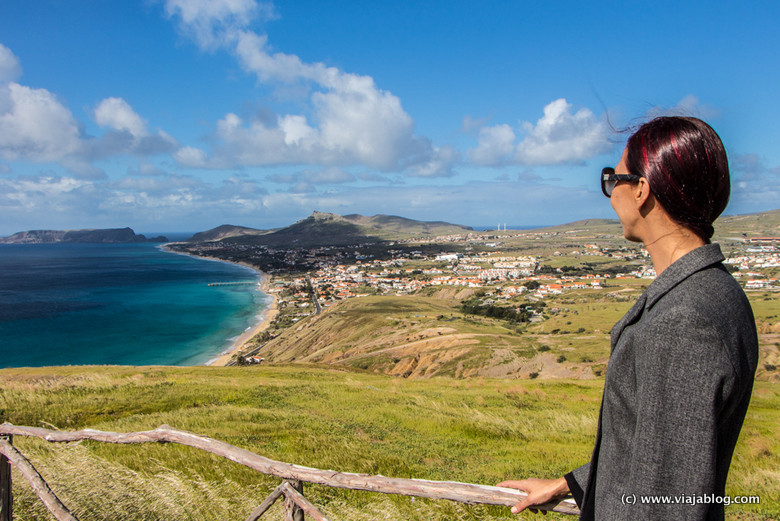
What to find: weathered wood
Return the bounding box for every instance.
[245,482,286,521]
[281,482,330,521]
[0,423,579,515]
[0,435,11,521]
[0,438,78,521]
[283,480,304,521]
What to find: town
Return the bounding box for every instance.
[174,230,780,337]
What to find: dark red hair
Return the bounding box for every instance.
[625,117,730,242]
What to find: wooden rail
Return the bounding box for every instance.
[0,423,579,520]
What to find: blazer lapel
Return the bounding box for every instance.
[610,293,647,350]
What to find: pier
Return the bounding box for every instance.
[207,281,258,287]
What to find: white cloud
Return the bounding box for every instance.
[466,99,611,167]
[165,0,434,173]
[0,83,82,162]
[0,50,176,170]
[468,124,515,166]
[94,97,148,138]
[514,99,610,165]
[173,146,210,167]
[0,43,22,83]
[407,144,459,178]
[164,0,273,50]
[89,98,178,158]
[0,174,91,213]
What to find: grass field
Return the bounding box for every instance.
[1,365,778,520]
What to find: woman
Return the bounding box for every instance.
[499,117,758,520]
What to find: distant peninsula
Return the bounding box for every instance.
[0,227,168,244]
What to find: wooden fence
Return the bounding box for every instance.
[0,423,579,521]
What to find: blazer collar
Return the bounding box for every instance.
[610,243,724,347]
[644,243,725,310]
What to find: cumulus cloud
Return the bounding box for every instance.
[0,43,22,83]
[468,124,515,166]
[90,98,178,158]
[406,144,460,178]
[164,0,274,50]
[0,46,177,171]
[165,0,439,174]
[0,83,82,162]
[515,99,610,164]
[467,98,611,167]
[94,97,148,138]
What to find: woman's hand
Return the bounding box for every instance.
[496,477,569,515]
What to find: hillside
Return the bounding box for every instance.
[186,224,271,242]
[1,365,776,520]
[253,292,605,379]
[187,212,473,248]
[715,208,780,238]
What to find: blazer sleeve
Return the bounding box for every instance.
[626,306,734,519]
[564,462,589,507]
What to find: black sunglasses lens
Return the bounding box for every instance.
[601,167,615,197]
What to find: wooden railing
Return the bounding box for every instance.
[0,423,579,520]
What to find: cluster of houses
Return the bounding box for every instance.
[724,246,780,290]
[271,253,624,313]
[266,238,777,316]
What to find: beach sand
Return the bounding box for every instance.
[207,275,279,366]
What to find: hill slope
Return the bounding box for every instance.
[188,212,473,248]
[253,292,601,379]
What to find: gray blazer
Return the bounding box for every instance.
[565,244,758,520]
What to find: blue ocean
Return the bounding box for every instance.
[0,242,267,368]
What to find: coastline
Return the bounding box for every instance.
[207,275,279,366]
[161,243,279,366]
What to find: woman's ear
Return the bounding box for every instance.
[635,177,653,209]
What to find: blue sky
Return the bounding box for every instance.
[1,0,778,235]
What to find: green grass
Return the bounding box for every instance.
[1,365,778,520]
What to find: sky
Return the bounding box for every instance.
[1,0,779,235]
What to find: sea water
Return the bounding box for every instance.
[0,242,267,368]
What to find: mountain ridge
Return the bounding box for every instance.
[185,212,474,247]
[0,227,168,244]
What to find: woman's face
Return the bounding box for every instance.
[610,147,642,242]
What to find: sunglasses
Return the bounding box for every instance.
[601,167,642,197]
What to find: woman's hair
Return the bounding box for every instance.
[625,116,730,242]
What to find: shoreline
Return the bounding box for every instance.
[206,275,279,366]
[161,244,279,367]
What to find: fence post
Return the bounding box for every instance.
[0,434,11,521]
[283,480,304,521]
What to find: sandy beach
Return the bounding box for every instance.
[207,274,279,366]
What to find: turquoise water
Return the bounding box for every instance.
[0,243,268,368]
